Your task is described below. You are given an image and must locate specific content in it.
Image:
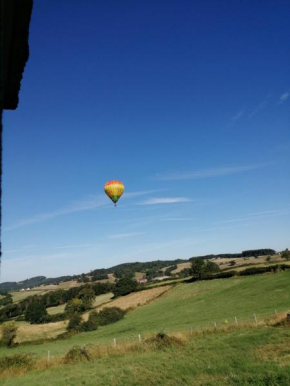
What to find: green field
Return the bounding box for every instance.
[2,326,290,385]
[1,270,290,361]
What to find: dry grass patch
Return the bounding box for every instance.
[107,273,116,283]
[214,255,284,271]
[15,321,67,343]
[171,262,191,274]
[254,342,290,366]
[11,290,48,303]
[33,280,81,291]
[97,286,171,312]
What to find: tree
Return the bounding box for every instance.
[190,258,206,279]
[113,278,138,297]
[266,256,271,263]
[281,249,290,261]
[65,298,86,315]
[178,268,191,278]
[190,258,220,279]
[229,260,236,266]
[77,286,95,308]
[24,301,48,324]
[204,261,220,275]
[1,322,18,347]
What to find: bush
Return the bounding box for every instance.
[97,307,125,326]
[215,270,237,279]
[0,353,35,372]
[80,311,99,332]
[144,332,184,349]
[67,313,82,331]
[56,330,79,340]
[239,266,273,276]
[63,345,91,364]
[14,315,25,322]
[1,322,18,348]
[46,312,68,323]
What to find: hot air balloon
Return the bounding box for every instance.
[104,180,124,206]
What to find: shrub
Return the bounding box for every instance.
[215,270,237,279]
[144,332,184,349]
[14,315,25,322]
[57,330,79,340]
[80,311,99,332]
[67,313,82,331]
[239,266,273,276]
[97,307,125,326]
[47,312,68,323]
[1,322,18,348]
[63,345,91,364]
[0,353,35,372]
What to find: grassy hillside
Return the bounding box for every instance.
[2,326,290,385]
[1,270,290,359]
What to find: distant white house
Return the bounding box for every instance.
[138,278,148,284]
[152,276,170,281]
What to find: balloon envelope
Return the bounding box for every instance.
[104,180,124,205]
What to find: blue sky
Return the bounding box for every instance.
[2,0,290,282]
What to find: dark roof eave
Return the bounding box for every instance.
[1,0,33,110]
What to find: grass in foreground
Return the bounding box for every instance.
[1,324,290,385]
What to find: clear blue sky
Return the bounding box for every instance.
[2,0,290,282]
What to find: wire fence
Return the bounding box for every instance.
[70,308,290,350]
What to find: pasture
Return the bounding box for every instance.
[1,325,290,385]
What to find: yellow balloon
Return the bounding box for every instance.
[104,180,124,206]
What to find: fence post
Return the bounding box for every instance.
[235,316,238,325]
[138,334,141,343]
[214,322,217,329]
[113,338,116,347]
[47,350,50,362]
[275,309,278,316]
[253,314,258,324]
[190,326,193,335]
